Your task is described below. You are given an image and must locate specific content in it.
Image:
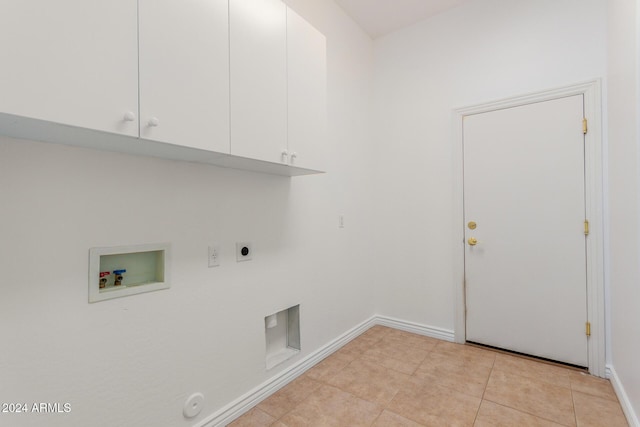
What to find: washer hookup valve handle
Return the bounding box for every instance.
[99,271,110,289]
[113,269,126,286]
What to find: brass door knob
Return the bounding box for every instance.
[468,237,478,246]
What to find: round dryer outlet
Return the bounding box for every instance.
[236,242,252,262]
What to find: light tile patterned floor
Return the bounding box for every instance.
[228,326,629,427]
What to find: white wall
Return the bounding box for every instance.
[372,0,607,331]
[607,0,640,423]
[0,2,375,426]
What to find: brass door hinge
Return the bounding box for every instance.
[584,220,590,236]
[586,322,591,337]
[582,118,588,135]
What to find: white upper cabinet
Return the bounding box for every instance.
[0,1,326,176]
[286,9,327,172]
[229,0,288,164]
[139,0,230,153]
[0,1,138,137]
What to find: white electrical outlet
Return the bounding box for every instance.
[208,244,220,268]
[236,242,252,262]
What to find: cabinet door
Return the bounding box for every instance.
[230,0,287,163]
[139,0,230,152]
[287,9,327,171]
[0,1,138,136]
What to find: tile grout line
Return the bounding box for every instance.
[262,374,323,424]
[472,345,577,427]
[481,357,578,427]
[336,329,427,427]
[365,331,433,426]
[571,387,579,427]
[269,337,374,425]
[481,400,576,427]
[471,351,497,425]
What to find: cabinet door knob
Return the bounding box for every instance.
[148,117,160,127]
[123,111,136,122]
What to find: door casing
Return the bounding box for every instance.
[452,80,605,377]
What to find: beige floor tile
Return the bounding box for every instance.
[228,330,630,427]
[257,375,322,419]
[387,376,481,426]
[474,400,566,426]
[352,326,392,347]
[432,341,496,369]
[360,348,421,375]
[361,325,393,340]
[491,354,571,389]
[382,330,440,352]
[569,371,618,401]
[573,390,629,427]
[279,384,382,427]
[383,328,417,339]
[484,370,575,426]
[326,358,410,406]
[413,350,492,398]
[333,338,371,362]
[372,409,425,426]
[367,337,431,365]
[228,407,276,427]
[305,353,352,383]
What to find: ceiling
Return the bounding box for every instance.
[334,0,472,39]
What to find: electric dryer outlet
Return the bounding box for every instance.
[236,242,252,262]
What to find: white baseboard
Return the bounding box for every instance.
[607,365,640,427]
[195,315,452,427]
[374,315,455,342]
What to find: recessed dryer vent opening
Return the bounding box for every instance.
[265,305,300,370]
[88,243,171,303]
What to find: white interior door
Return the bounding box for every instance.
[463,95,588,367]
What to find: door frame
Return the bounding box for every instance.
[452,80,605,377]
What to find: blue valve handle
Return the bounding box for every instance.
[113,269,127,275]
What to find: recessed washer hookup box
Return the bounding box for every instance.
[88,243,171,303]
